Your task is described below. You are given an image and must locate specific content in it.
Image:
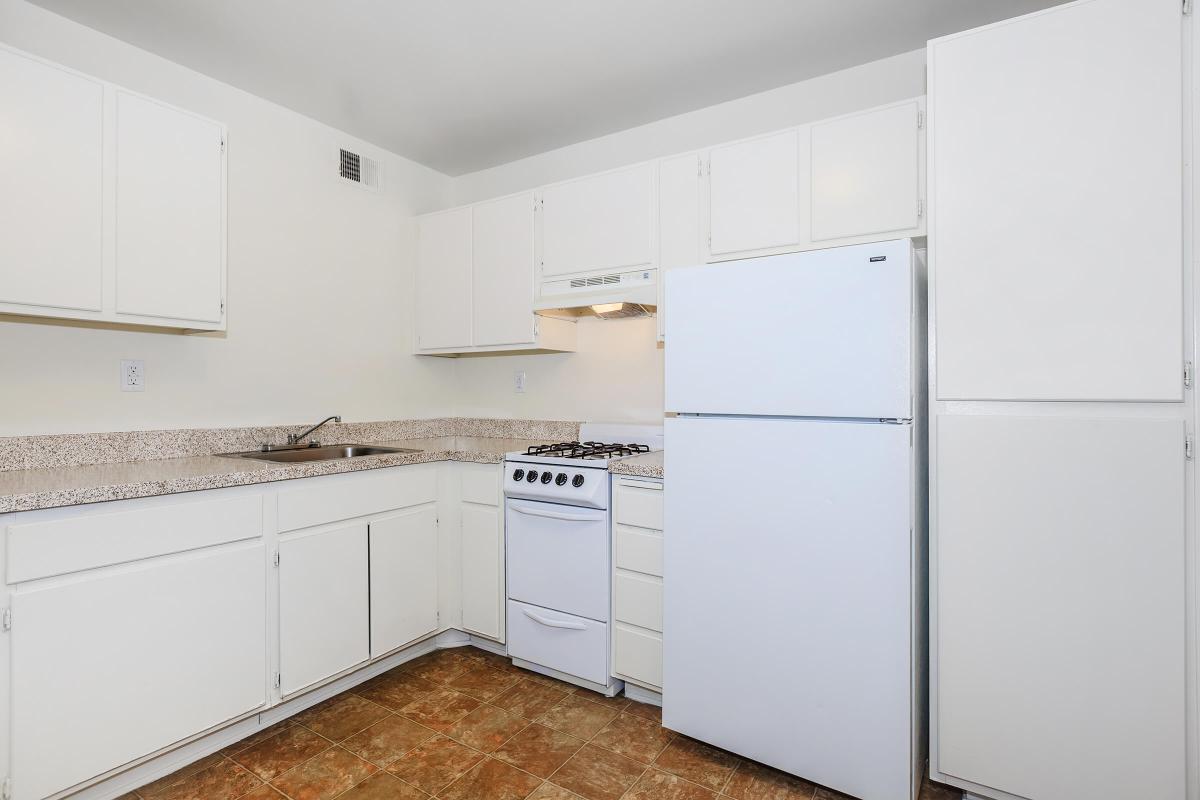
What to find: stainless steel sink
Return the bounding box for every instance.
[221,444,420,463]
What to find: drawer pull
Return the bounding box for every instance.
[522,609,587,630]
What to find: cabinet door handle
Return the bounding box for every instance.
[511,505,604,523]
[522,609,587,630]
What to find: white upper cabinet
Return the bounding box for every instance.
[657,153,702,341]
[115,91,225,324]
[540,163,656,278]
[0,46,226,331]
[930,0,1182,401]
[0,48,104,314]
[811,100,922,242]
[707,129,804,258]
[416,207,473,351]
[473,192,536,347]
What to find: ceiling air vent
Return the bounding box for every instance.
[338,147,381,191]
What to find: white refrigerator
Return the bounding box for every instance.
[663,239,926,800]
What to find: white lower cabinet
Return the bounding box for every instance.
[458,462,506,641]
[610,477,664,691]
[369,505,439,657]
[10,542,266,800]
[278,522,371,695]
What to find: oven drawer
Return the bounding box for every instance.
[507,600,608,685]
[506,498,609,621]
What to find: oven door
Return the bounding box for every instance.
[506,498,609,622]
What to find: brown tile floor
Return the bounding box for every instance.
[126,647,963,800]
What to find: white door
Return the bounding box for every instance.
[370,506,439,656]
[506,499,609,622]
[461,503,504,640]
[540,164,655,278]
[930,0,1182,401]
[707,129,804,257]
[0,48,104,312]
[473,192,535,346]
[657,153,702,341]
[935,415,1185,800]
[664,415,913,800]
[665,240,912,419]
[11,544,266,800]
[279,523,369,694]
[416,207,472,350]
[115,90,224,323]
[811,101,921,242]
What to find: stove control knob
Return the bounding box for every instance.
[526,470,538,483]
[555,472,568,486]
[572,474,585,488]
[540,471,553,484]
[512,469,525,481]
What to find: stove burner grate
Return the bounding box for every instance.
[525,441,651,460]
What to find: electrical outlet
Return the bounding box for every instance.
[514,370,526,393]
[121,359,145,392]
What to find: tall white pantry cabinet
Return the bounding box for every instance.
[927,2,1192,800]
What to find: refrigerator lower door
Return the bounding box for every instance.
[664,415,915,800]
[664,239,912,419]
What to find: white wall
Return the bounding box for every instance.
[446,49,927,424]
[0,0,457,436]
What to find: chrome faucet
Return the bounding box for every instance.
[286,415,342,446]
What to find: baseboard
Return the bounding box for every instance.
[622,683,662,707]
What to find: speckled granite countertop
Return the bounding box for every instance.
[609,451,664,479]
[0,435,554,514]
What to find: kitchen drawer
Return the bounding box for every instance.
[7,493,263,583]
[615,526,663,577]
[460,462,500,506]
[277,465,437,532]
[614,572,663,632]
[613,623,663,689]
[614,480,663,530]
[507,599,608,685]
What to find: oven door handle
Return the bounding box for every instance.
[522,608,588,630]
[510,505,605,523]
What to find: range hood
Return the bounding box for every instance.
[535,266,657,319]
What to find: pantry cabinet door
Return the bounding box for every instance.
[935,415,1185,800]
[540,163,655,279]
[369,505,439,656]
[708,129,804,257]
[930,0,1182,401]
[115,90,225,324]
[279,523,369,694]
[11,543,266,800]
[0,48,104,313]
[657,153,702,341]
[461,503,504,640]
[473,193,535,346]
[811,101,921,242]
[416,207,473,350]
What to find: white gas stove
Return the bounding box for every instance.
[503,424,662,694]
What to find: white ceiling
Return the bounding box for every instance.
[31,0,1066,175]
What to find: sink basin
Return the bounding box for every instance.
[221,444,420,463]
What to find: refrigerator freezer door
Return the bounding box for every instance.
[665,239,912,419]
[663,415,914,800]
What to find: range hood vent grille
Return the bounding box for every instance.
[569,274,622,289]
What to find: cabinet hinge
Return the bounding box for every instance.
[1186,435,1194,460]
[2,608,11,632]
[1185,0,1192,15]
[917,109,925,129]
[220,137,226,153]
[273,672,281,689]
[1186,361,1193,389]
[273,549,280,568]
[2,776,10,800]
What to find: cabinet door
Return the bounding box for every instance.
[115,90,224,324]
[369,505,439,657]
[708,129,803,257]
[541,164,655,278]
[657,153,701,340]
[461,503,504,640]
[473,193,535,346]
[279,523,369,694]
[0,48,103,313]
[811,101,921,242]
[930,0,1182,401]
[11,544,266,800]
[416,207,472,350]
[935,415,1185,800]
